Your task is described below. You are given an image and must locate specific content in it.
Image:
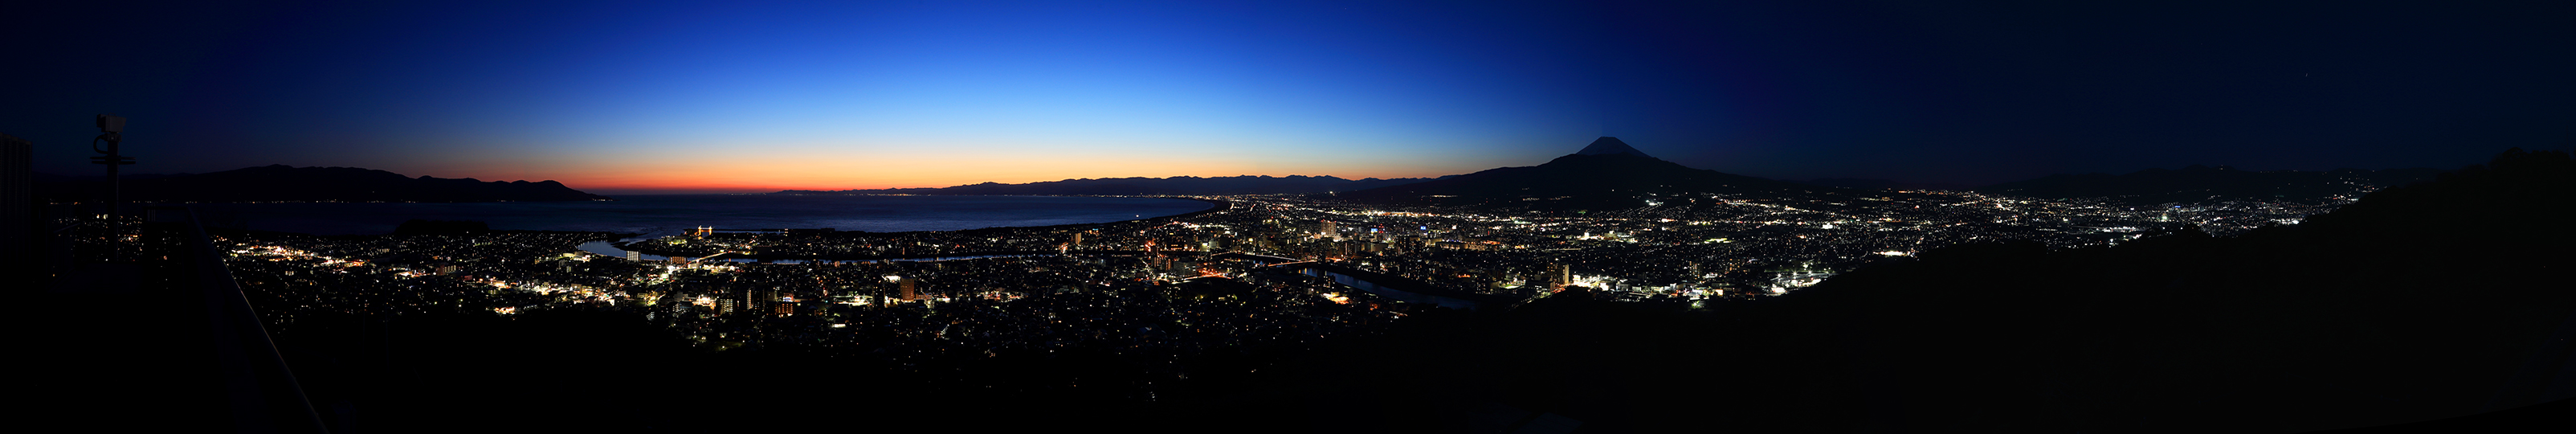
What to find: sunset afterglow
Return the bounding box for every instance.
[14,1,2562,193]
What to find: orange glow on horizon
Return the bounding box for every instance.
[399,154,1467,194]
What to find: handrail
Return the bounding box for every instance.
[173,207,331,434]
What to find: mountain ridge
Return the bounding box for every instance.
[1977,164,2444,204]
[1794,178,1978,191]
[1338,137,1847,210]
[778,174,1444,196]
[1572,136,1653,158]
[36,164,611,203]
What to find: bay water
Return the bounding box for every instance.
[186,194,1214,238]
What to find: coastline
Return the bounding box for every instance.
[609,198,1231,260]
[943,197,1226,235]
[174,194,1215,237]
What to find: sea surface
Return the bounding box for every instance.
[186,194,1215,238]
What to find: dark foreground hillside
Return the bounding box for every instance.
[1184,149,2572,433]
[249,150,2568,433]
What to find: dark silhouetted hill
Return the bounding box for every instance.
[1193,148,2573,433]
[778,174,1439,196]
[37,165,610,203]
[391,219,490,235]
[1796,177,1978,191]
[1571,136,1655,158]
[227,149,2571,433]
[1338,137,1845,210]
[1978,165,2443,204]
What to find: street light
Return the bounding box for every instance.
[90,114,135,217]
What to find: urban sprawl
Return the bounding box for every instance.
[167,187,2370,399]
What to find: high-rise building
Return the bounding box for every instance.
[1319,220,1337,240]
[736,289,761,316]
[899,277,919,301]
[2,133,28,278]
[1546,264,1573,289]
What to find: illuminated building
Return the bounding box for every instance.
[899,277,920,301]
[1546,264,1572,289]
[692,296,717,316]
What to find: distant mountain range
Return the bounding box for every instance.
[769,136,2456,214]
[36,165,611,203]
[1975,165,2444,204]
[1793,178,1978,191]
[777,174,1444,196]
[1332,137,2457,211]
[752,137,2443,208]
[1338,137,1855,210]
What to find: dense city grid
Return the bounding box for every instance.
[194,186,2377,399]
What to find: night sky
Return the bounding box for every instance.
[7,1,2570,194]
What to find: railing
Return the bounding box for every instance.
[160,207,332,434]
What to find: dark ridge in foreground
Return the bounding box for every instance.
[1195,148,2574,433]
[36,165,612,203]
[1977,165,2445,205]
[221,149,2568,433]
[779,174,1443,196]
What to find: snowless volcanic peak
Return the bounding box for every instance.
[1574,137,1654,159]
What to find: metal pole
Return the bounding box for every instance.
[92,114,131,218]
[91,115,133,260]
[105,138,117,217]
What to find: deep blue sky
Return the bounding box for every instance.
[7,0,2570,193]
